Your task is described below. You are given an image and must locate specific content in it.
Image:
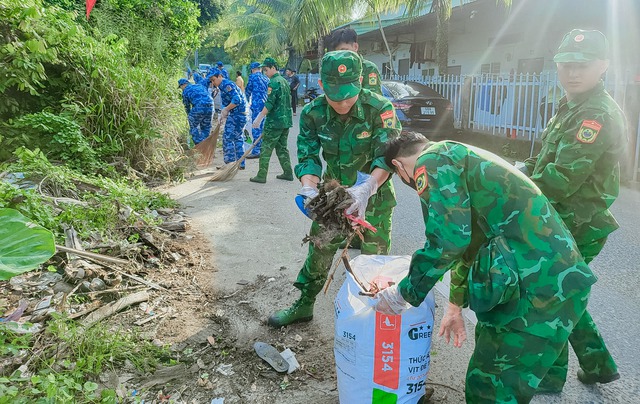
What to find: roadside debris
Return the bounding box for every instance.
[254,342,290,373]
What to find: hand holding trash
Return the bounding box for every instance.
[345,172,378,220]
[438,302,467,348]
[373,284,410,315]
[295,182,319,218]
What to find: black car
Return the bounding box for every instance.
[381,80,455,136]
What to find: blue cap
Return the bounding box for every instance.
[216,61,224,67]
[250,62,261,69]
[207,68,222,80]
[178,78,189,88]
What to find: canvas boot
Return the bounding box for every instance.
[577,369,620,385]
[250,167,267,184]
[276,173,294,181]
[268,294,315,328]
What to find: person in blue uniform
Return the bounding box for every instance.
[179,78,213,145]
[244,61,269,158]
[208,69,247,169]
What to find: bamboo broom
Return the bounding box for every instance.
[209,133,263,182]
[194,121,221,168]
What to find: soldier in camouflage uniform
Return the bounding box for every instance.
[268,50,402,328]
[245,61,269,158]
[326,28,383,95]
[377,132,596,403]
[524,29,625,390]
[250,57,293,183]
[179,78,213,145]
[208,69,248,169]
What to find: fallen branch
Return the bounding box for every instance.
[81,291,150,328]
[134,312,167,326]
[56,245,129,266]
[67,301,102,320]
[323,234,354,294]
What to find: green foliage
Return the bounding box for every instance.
[0,148,176,242]
[2,112,97,170]
[0,208,56,280]
[0,315,172,403]
[0,0,195,177]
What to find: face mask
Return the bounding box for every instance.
[396,162,416,190]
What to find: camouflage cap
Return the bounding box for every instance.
[320,50,362,101]
[249,61,261,69]
[207,68,222,79]
[178,78,189,88]
[554,29,609,63]
[260,57,278,68]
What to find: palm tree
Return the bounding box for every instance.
[222,0,352,64]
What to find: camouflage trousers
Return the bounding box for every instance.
[466,287,590,403]
[187,104,213,144]
[250,107,265,156]
[254,128,292,179]
[294,191,394,297]
[222,112,247,167]
[540,237,617,390]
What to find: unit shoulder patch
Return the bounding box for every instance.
[368,72,378,86]
[380,110,395,128]
[576,119,602,144]
[267,87,272,95]
[414,166,428,195]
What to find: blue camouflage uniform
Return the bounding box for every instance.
[181,81,213,145]
[215,62,230,79]
[245,63,269,156]
[216,76,247,167]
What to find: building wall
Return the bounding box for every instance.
[358,0,640,78]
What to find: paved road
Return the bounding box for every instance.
[173,113,640,402]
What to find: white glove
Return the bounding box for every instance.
[298,185,318,199]
[374,284,410,315]
[514,161,529,176]
[345,175,378,219]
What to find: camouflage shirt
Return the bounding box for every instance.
[399,141,596,338]
[361,58,382,95]
[525,82,627,246]
[182,83,213,114]
[264,72,293,129]
[217,78,247,115]
[296,89,401,192]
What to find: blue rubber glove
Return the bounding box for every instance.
[345,172,378,220]
[295,186,318,218]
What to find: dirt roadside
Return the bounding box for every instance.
[162,140,472,403]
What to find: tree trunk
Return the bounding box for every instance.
[436,11,449,75]
[377,12,395,76]
[317,36,325,64]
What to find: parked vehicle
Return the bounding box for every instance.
[381,80,455,136]
[303,87,320,104]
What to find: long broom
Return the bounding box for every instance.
[194,121,221,168]
[209,133,263,182]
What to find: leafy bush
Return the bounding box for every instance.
[2,112,97,170]
[0,0,196,177]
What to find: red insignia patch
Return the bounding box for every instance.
[414,166,428,195]
[338,64,347,74]
[574,34,585,42]
[576,120,602,144]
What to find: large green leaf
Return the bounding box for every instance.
[0,208,55,281]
